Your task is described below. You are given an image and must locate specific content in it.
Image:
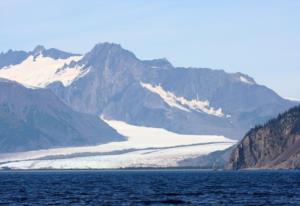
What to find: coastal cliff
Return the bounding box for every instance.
[228,105,300,169]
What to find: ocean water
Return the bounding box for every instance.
[0,170,300,205]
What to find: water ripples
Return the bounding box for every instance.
[0,170,300,205]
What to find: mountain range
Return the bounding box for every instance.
[0,43,296,140]
[0,42,297,168]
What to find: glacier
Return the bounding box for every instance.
[0,119,236,169]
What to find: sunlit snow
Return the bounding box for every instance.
[140,82,224,117]
[239,76,254,85]
[0,54,85,87]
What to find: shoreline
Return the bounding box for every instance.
[0,167,299,173]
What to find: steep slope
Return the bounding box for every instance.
[0,43,296,139]
[228,105,300,169]
[0,79,123,153]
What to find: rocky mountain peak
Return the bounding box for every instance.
[87,42,133,57]
[81,42,137,68]
[32,45,46,55]
[31,45,80,60]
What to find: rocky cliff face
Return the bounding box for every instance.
[228,105,300,169]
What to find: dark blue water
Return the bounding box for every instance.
[0,170,300,205]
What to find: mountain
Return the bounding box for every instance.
[228,105,300,169]
[0,43,296,139]
[0,78,124,153]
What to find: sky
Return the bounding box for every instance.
[0,0,299,99]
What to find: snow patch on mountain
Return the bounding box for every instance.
[0,119,236,169]
[140,82,225,117]
[239,76,254,85]
[284,97,300,102]
[0,54,85,87]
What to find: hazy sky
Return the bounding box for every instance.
[1,0,299,99]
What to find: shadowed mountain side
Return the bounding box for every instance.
[0,78,124,153]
